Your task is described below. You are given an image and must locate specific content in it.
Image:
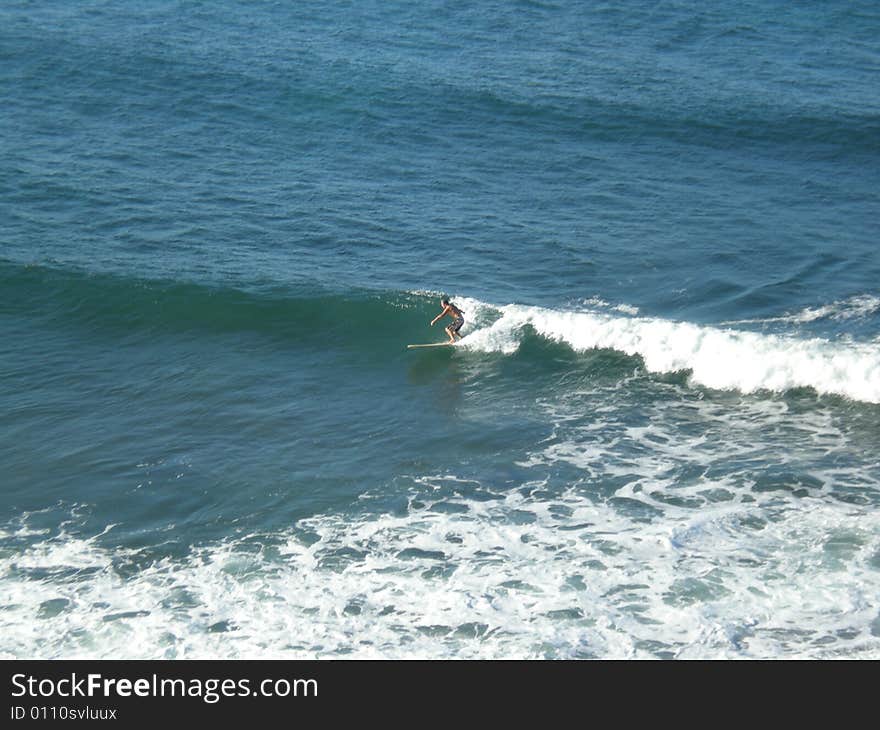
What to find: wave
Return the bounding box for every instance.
[6,260,880,404]
[457,298,880,404]
[358,71,880,163]
[721,294,880,326]
[0,260,428,345]
[11,16,878,163]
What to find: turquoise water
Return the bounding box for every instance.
[2,0,879,659]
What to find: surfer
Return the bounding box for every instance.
[431,297,465,344]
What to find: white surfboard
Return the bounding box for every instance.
[407,342,456,349]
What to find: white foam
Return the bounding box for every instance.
[457,301,880,403]
[723,294,880,326]
[789,294,880,323]
[581,296,640,316]
[2,477,877,660]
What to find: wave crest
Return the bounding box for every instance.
[460,301,880,403]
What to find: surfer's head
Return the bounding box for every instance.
[441,297,449,305]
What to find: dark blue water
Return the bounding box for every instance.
[2,0,879,659]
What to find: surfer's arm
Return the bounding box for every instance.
[430,305,450,325]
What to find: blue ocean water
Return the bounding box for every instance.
[1,0,879,659]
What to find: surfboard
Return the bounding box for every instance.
[407,342,456,349]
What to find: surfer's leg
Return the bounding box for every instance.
[445,326,455,343]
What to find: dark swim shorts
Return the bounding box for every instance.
[449,316,464,333]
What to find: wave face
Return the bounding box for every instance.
[5,261,880,404]
[0,260,425,345]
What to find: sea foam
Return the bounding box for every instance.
[458,300,880,403]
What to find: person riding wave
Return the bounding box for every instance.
[431,297,465,344]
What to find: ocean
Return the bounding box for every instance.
[1,0,878,659]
